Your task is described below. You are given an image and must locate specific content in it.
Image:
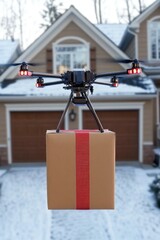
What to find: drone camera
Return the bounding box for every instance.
[127,67,142,75]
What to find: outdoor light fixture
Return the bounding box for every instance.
[69,109,76,121]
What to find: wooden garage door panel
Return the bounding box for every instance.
[83,110,139,161]
[11,111,64,163]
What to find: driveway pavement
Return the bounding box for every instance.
[0,165,160,240]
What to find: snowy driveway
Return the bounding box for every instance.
[0,166,160,240]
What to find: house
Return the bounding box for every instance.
[0,2,159,166]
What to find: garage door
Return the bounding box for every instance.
[11,111,64,163]
[83,110,139,161]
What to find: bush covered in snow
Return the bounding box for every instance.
[150,174,160,208]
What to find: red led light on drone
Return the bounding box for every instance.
[36,83,43,88]
[19,70,32,76]
[127,67,142,75]
[112,82,119,87]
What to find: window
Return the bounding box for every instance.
[54,44,89,74]
[149,19,160,60]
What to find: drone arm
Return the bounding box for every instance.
[93,82,113,87]
[32,72,62,79]
[95,70,127,79]
[41,81,64,86]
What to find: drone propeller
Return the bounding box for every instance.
[109,58,160,67]
[112,58,143,64]
[0,61,44,67]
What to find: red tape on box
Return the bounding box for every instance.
[76,131,90,209]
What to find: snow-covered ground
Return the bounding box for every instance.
[0,166,160,240]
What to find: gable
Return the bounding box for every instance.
[130,0,160,29]
[120,1,160,57]
[31,21,125,74]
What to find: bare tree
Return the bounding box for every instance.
[0,0,25,48]
[0,1,17,40]
[17,0,24,49]
[125,0,131,23]
[138,0,143,14]
[93,0,103,24]
[117,0,146,23]
[40,0,63,30]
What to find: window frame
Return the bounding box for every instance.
[148,16,160,60]
[53,37,90,74]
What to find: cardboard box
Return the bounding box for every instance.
[46,130,115,209]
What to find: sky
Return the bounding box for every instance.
[0,0,156,49]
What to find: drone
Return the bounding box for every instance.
[2,59,142,133]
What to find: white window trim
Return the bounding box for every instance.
[78,102,144,163]
[5,103,69,164]
[53,36,90,74]
[147,16,160,60]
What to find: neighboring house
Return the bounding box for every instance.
[0,2,159,166]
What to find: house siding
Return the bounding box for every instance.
[138,21,148,60]
[32,22,124,74]
[143,99,154,142]
[125,38,136,59]
[138,7,160,60]
[143,99,155,164]
[29,49,47,73]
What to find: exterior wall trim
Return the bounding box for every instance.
[129,1,159,29]
[0,144,7,147]
[53,38,90,73]
[143,141,154,145]
[79,102,144,163]
[147,16,160,60]
[5,103,68,164]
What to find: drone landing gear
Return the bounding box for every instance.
[56,91,104,133]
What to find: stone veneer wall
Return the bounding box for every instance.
[143,145,154,164]
[0,146,8,166]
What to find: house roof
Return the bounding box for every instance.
[96,24,127,46]
[0,76,156,98]
[0,6,130,82]
[0,40,20,64]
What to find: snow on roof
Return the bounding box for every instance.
[0,76,156,97]
[96,24,127,45]
[0,40,20,64]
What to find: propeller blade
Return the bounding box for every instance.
[0,63,22,67]
[0,62,44,67]
[110,58,160,66]
[27,62,44,66]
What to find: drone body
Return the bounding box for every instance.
[2,59,143,132]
